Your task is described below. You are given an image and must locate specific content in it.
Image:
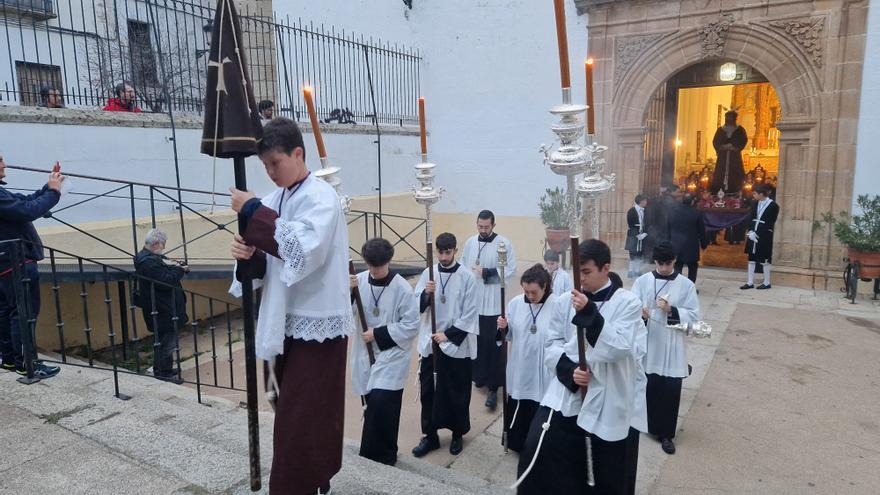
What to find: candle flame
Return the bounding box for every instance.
[586,58,594,65]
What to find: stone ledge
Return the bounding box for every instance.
[0,104,420,136]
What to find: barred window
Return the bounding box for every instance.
[14,61,62,107]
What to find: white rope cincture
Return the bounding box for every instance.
[510,408,554,490]
[266,357,280,409]
[508,397,522,430]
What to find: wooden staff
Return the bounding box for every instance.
[349,261,375,366]
[427,240,439,387]
[570,237,587,400]
[498,241,510,453]
[419,96,440,386]
[570,236,596,487]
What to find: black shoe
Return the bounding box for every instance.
[16,361,60,378]
[155,373,184,385]
[756,284,771,290]
[485,390,497,410]
[661,437,676,454]
[740,283,754,290]
[411,435,440,458]
[449,436,463,455]
[33,361,60,378]
[1,362,16,372]
[688,363,693,376]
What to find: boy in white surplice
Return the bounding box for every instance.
[497,263,564,453]
[631,241,700,455]
[543,250,574,296]
[515,240,647,495]
[459,209,517,411]
[350,238,419,466]
[229,118,352,495]
[411,232,479,458]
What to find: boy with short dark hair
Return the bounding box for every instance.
[351,238,419,466]
[412,232,479,457]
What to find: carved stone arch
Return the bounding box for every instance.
[611,23,823,128]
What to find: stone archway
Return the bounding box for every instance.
[580,1,870,289]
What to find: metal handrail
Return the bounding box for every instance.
[5,164,231,197]
[2,238,245,400]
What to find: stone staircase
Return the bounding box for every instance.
[1,358,510,495]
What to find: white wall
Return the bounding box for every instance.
[0,121,419,225]
[275,0,588,219]
[853,0,880,211]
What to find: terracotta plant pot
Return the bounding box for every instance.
[545,228,571,253]
[847,248,880,279]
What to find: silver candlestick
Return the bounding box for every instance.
[315,156,351,213]
[413,154,444,237]
[540,87,589,240]
[577,140,615,239]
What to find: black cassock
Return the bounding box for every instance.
[744,200,780,263]
[419,350,472,436]
[710,126,748,194]
[624,206,644,256]
[669,204,708,264]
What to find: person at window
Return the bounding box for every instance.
[259,100,274,124]
[103,81,142,113]
[39,86,64,109]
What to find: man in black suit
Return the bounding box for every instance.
[740,184,780,290]
[670,193,707,283]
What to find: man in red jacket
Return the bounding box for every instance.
[103,81,142,113]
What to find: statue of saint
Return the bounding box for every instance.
[710,110,748,193]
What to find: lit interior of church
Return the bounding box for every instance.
[673,82,780,198]
[671,78,781,269]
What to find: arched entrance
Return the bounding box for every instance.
[581,9,867,288]
[641,59,782,269]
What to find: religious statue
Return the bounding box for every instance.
[710,110,748,193]
[714,189,726,208]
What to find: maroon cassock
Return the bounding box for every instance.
[239,199,347,494]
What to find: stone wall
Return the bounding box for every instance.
[577,0,871,290]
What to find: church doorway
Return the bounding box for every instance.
[642,60,781,269]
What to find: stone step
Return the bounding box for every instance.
[4,359,512,494]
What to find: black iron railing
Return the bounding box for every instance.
[5,163,233,265]
[8,163,430,270]
[346,209,427,264]
[1,238,245,401]
[0,0,421,125]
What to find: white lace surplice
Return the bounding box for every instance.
[230,174,353,360]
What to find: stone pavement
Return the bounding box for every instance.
[0,360,507,495]
[2,274,879,494]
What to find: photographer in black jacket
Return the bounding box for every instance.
[134,228,189,382]
[0,157,63,378]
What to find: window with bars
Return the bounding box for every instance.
[128,20,159,89]
[14,61,62,106]
[0,0,55,18]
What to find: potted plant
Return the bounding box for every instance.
[538,187,572,253]
[816,194,880,278]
